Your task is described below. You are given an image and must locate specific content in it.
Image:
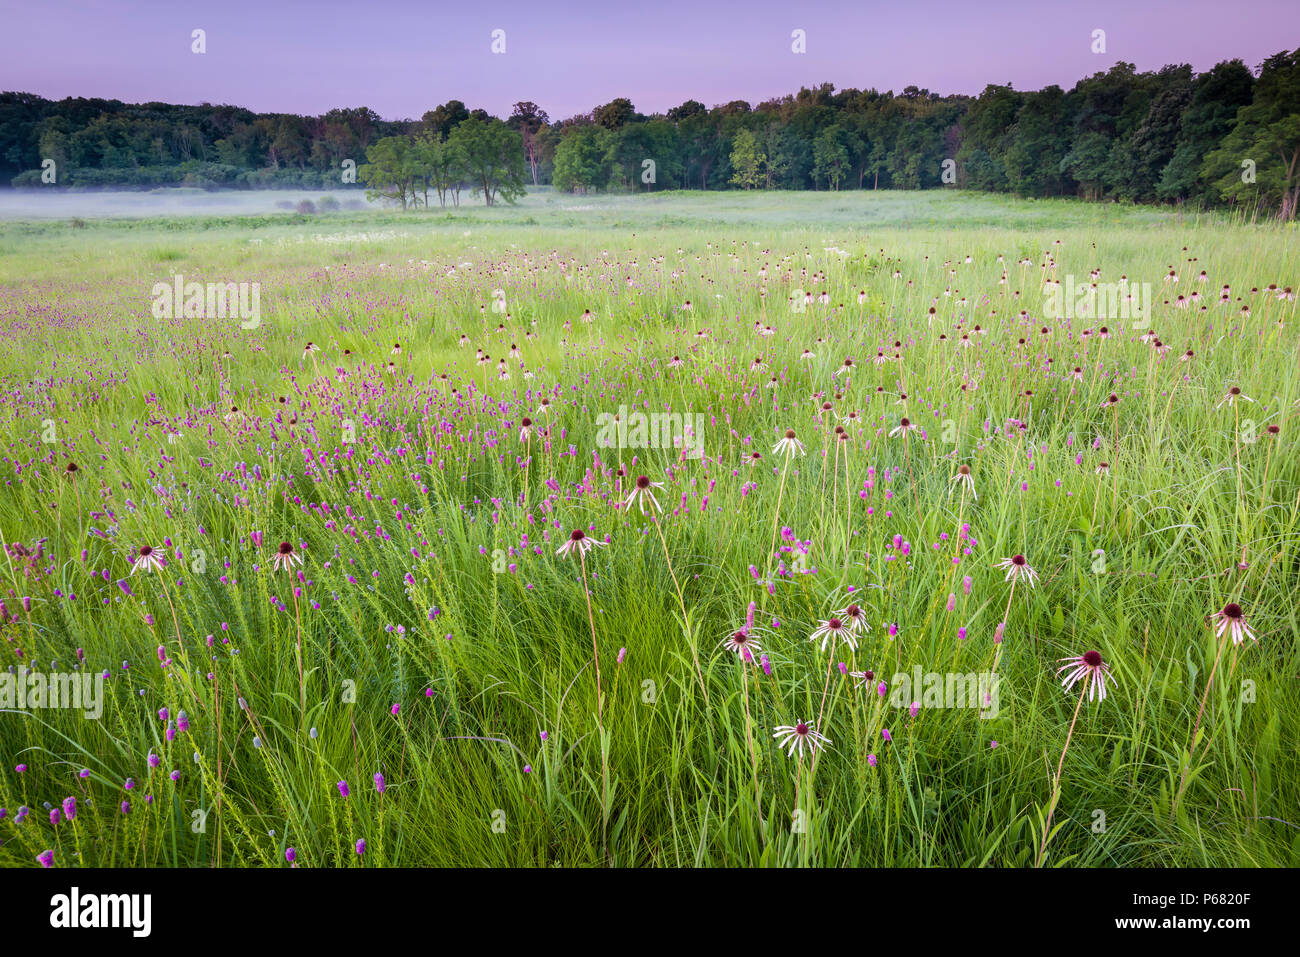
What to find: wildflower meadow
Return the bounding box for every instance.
[0,189,1297,870]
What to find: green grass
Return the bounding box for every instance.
[0,189,1296,868]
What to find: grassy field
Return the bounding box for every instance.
[0,189,1296,867]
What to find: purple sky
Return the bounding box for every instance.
[2,0,1296,120]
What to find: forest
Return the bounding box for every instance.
[2,50,1297,217]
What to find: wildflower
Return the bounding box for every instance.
[624,475,665,515]
[273,541,303,573]
[1212,603,1256,646]
[1216,386,1254,408]
[889,417,919,438]
[950,463,976,499]
[836,602,871,634]
[772,720,831,758]
[810,616,856,652]
[995,554,1039,587]
[556,528,606,559]
[130,544,165,575]
[772,428,805,458]
[721,629,761,658]
[1057,649,1115,702]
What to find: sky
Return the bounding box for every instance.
[1,0,1297,121]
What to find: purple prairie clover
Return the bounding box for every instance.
[147,752,161,769]
[958,626,968,641]
[62,797,76,820]
[390,704,401,717]
[946,593,956,612]
[877,681,888,697]
[169,770,180,782]
[120,801,130,814]
[177,711,190,732]
[995,621,1006,644]
[617,647,626,665]
[882,728,892,743]
[909,702,920,717]
[867,754,878,768]
[760,654,772,676]
[523,765,532,773]
[540,731,548,741]
[286,847,296,864]
[78,768,90,779]
[50,809,60,825]
[374,773,385,794]
[37,850,54,868]
[337,780,350,798]
[355,839,366,856]
[963,575,972,595]
[15,764,27,773]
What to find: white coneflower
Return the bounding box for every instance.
[772,428,805,458]
[809,616,856,652]
[667,355,685,368]
[556,528,606,559]
[1212,602,1256,646]
[1216,386,1253,408]
[950,463,976,499]
[995,554,1039,587]
[849,669,876,690]
[1056,649,1115,703]
[391,342,402,356]
[273,541,303,573]
[1100,393,1120,409]
[750,356,767,372]
[536,397,552,415]
[772,721,831,758]
[458,334,470,347]
[580,309,594,323]
[624,475,665,515]
[519,417,532,442]
[799,349,815,361]
[836,603,871,634]
[1095,462,1110,476]
[509,344,522,360]
[888,417,919,438]
[720,629,761,658]
[130,544,165,575]
[302,342,320,360]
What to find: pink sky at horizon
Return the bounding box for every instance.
[1,0,1296,121]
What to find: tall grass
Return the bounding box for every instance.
[0,191,1296,867]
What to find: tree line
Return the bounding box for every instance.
[2,48,1297,217]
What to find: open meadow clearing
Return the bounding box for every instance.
[0,190,1297,868]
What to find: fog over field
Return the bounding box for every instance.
[0,188,381,219]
